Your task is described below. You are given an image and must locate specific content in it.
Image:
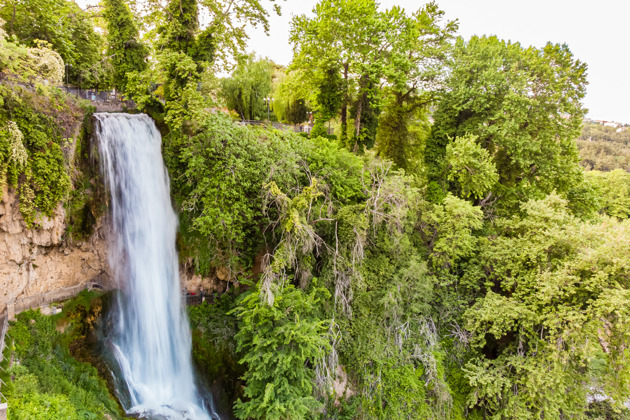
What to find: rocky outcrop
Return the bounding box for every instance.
[179,247,268,295]
[0,184,111,312]
[179,260,231,295]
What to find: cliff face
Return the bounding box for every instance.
[0,107,230,312]
[0,184,111,311]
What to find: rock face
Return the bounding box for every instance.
[0,184,111,311]
[180,247,268,296]
[179,260,230,295]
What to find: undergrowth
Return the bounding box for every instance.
[0,290,126,419]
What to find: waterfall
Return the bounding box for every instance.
[95,113,217,419]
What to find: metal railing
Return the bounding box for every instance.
[0,75,135,111]
[57,86,135,109]
[240,120,334,135]
[0,313,7,359]
[7,282,105,318]
[185,293,203,306]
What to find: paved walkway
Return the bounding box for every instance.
[240,119,334,135]
[58,86,135,112]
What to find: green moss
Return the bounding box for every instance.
[64,108,106,241]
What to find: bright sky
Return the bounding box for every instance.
[247,0,630,124]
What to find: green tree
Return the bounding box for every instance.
[285,98,309,125]
[291,1,455,153]
[220,54,273,120]
[0,22,64,85]
[311,64,343,137]
[141,0,280,71]
[445,134,499,200]
[290,0,384,147]
[375,3,457,169]
[158,0,214,60]
[154,0,215,130]
[0,0,108,87]
[425,36,588,210]
[103,0,148,92]
[586,169,630,219]
[271,68,312,124]
[463,194,630,417]
[232,284,330,420]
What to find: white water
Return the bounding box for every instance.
[95,113,216,419]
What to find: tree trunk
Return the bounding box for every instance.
[11,2,16,34]
[353,93,363,153]
[340,62,349,144]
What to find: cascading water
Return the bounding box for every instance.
[95,113,217,419]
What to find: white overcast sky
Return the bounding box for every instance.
[247,0,630,124]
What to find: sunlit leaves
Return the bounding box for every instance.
[426,36,588,211]
[446,134,499,199]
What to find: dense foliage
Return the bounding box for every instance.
[0,23,64,85]
[155,10,630,414]
[0,18,97,232]
[290,0,456,151]
[0,0,109,87]
[0,80,80,225]
[232,283,330,419]
[271,68,312,125]
[103,0,148,92]
[167,115,305,271]
[425,36,588,211]
[1,293,124,419]
[220,55,274,120]
[578,123,630,171]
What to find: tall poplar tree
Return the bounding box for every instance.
[103,0,148,92]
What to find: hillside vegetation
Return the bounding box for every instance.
[578,123,630,171]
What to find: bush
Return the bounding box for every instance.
[2,297,123,419]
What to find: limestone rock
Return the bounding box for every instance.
[216,266,230,281]
[0,186,111,312]
[180,262,227,295]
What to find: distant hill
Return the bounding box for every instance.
[578,123,630,171]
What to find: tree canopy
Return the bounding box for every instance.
[0,0,109,87]
[289,0,456,152]
[220,55,274,121]
[103,0,148,92]
[425,36,589,211]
